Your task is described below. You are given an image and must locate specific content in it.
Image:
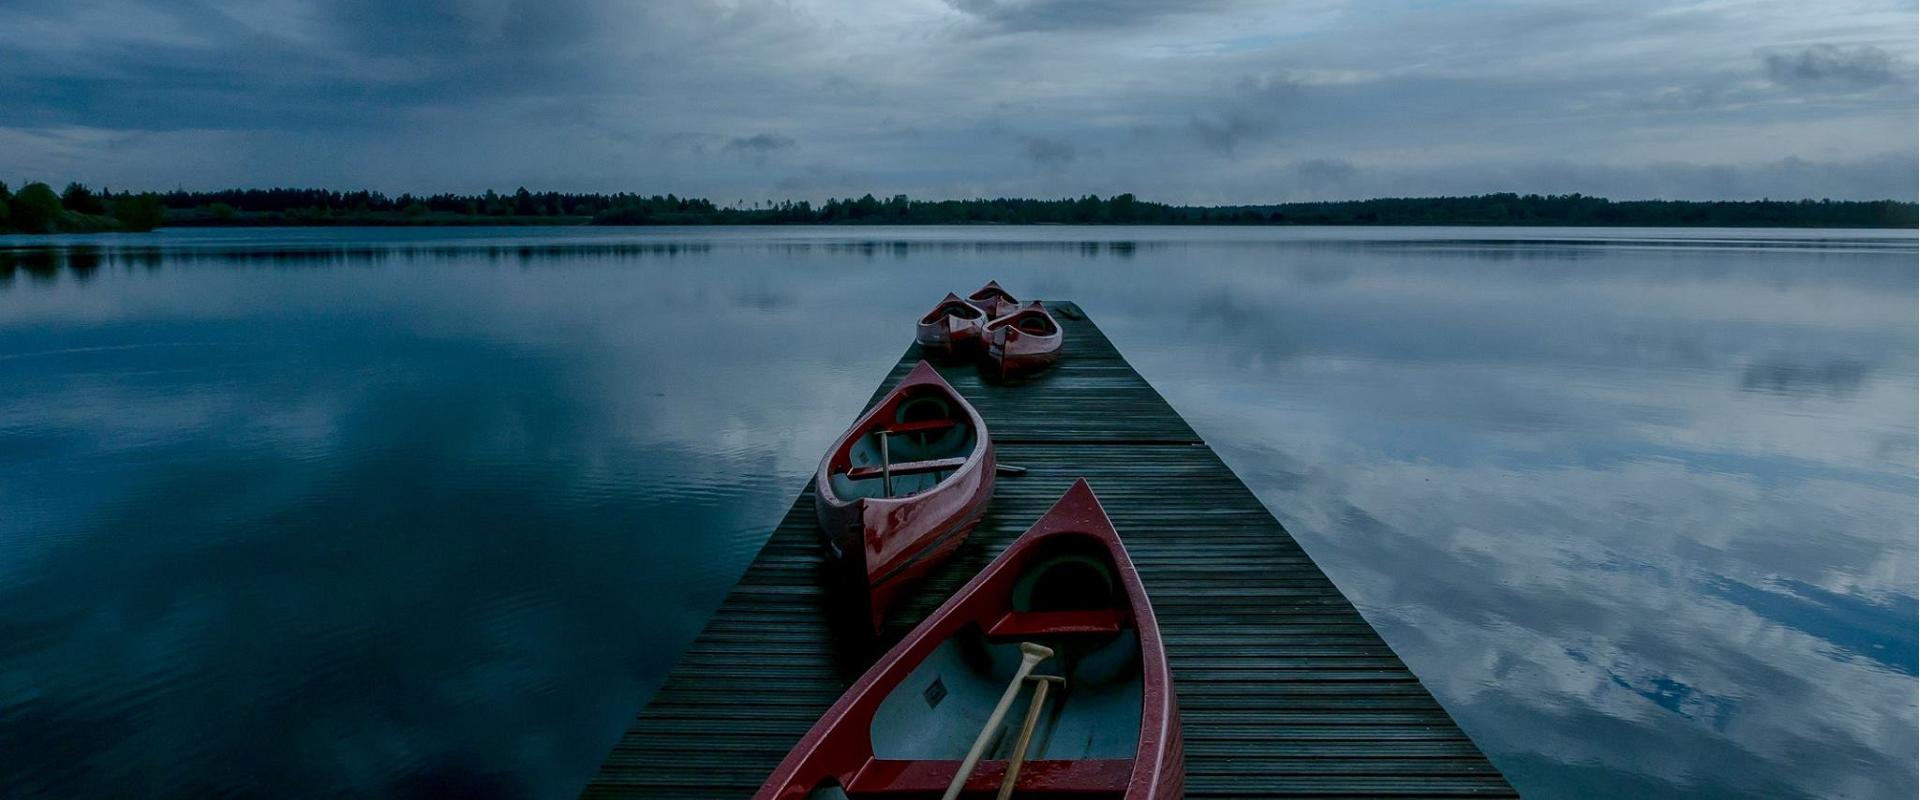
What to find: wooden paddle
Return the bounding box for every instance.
[997,675,1065,800]
[941,642,1054,800]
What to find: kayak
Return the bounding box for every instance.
[982,301,1063,380]
[815,361,996,632]
[916,292,988,360]
[967,280,1022,319]
[760,479,1183,800]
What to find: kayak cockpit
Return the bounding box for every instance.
[829,391,977,501]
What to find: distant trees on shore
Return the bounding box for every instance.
[149,188,1920,229]
[4,181,1914,232]
[0,181,166,234]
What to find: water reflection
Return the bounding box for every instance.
[1740,358,1870,397]
[0,227,1913,799]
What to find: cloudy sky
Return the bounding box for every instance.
[1,0,1914,202]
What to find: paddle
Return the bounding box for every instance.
[876,430,893,497]
[997,675,1065,800]
[941,642,1055,800]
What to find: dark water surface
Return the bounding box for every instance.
[2,226,1914,798]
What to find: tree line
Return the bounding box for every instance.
[4,182,1914,231]
[0,182,165,234]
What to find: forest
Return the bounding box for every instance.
[3,182,1913,232]
[0,182,166,234]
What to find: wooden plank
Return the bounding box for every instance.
[582,302,1515,798]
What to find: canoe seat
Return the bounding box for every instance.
[845,457,969,481]
[988,609,1125,638]
[847,758,1131,795]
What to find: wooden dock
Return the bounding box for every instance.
[584,302,1515,798]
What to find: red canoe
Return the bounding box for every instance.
[967,280,1022,320]
[983,301,1064,380]
[916,292,988,360]
[760,479,1183,800]
[815,361,996,632]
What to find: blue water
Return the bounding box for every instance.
[2,226,1914,798]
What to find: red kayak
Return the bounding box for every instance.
[760,479,1183,800]
[967,280,1022,319]
[916,293,988,360]
[983,301,1063,380]
[816,361,996,632]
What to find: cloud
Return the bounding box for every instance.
[1632,84,1729,112]
[0,0,1912,200]
[1288,158,1359,193]
[1765,45,1906,89]
[1186,113,1261,155]
[1208,153,1918,203]
[1020,135,1074,166]
[943,0,1241,33]
[1186,72,1302,154]
[723,133,796,155]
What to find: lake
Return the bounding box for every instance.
[2,226,1914,799]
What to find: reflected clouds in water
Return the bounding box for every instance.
[0,227,1913,799]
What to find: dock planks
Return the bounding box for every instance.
[584,302,1515,798]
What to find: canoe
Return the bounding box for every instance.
[815,361,996,632]
[915,292,988,360]
[982,301,1064,380]
[967,280,1022,319]
[759,479,1183,800]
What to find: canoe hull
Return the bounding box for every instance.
[914,293,987,361]
[972,297,1019,319]
[763,479,1181,800]
[815,453,995,632]
[814,361,995,632]
[967,280,1021,320]
[983,302,1064,380]
[913,315,985,360]
[983,334,1062,380]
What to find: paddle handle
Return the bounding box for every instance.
[941,643,1053,800]
[996,677,1058,800]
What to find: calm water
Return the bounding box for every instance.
[2,226,1914,799]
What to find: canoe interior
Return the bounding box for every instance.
[987,310,1057,337]
[921,300,984,324]
[830,391,976,501]
[870,628,1141,761]
[870,534,1142,771]
[969,287,1016,305]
